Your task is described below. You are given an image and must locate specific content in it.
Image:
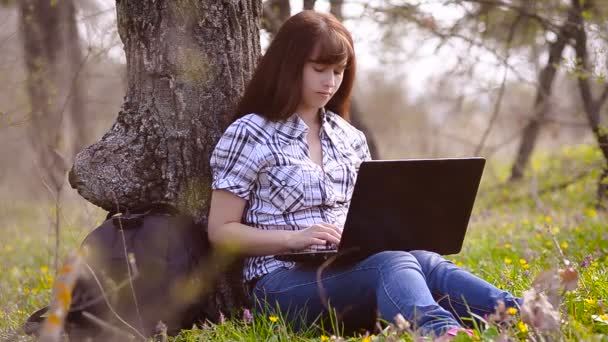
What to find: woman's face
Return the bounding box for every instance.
[299,59,346,112]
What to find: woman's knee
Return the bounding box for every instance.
[409,250,452,277]
[365,250,422,272]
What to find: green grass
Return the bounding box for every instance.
[1,144,607,341]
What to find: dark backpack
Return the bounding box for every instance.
[24,203,221,341]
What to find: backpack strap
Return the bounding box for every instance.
[105,202,180,220]
[23,306,49,336]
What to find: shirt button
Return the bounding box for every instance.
[281,181,286,186]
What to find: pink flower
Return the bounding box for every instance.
[243,308,253,324]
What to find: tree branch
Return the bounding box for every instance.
[475,12,523,155]
[460,0,561,33]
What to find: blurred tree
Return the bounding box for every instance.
[262,0,290,38]
[69,0,261,315]
[570,0,608,208]
[18,0,87,194]
[64,0,87,157]
[303,0,316,11]
[367,0,608,205]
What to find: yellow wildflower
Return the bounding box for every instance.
[321,335,330,342]
[508,307,518,315]
[585,298,596,305]
[574,226,582,233]
[362,336,371,342]
[269,315,278,323]
[600,314,608,321]
[585,208,597,218]
[519,259,527,265]
[522,264,530,270]
[550,226,560,234]
[504,258,512,265]
[518,321,528,333]
[504,243,512,249]
[561,241,569,250]
[544,216,553,223]
[545,241,553,247]
[40,266,48,274]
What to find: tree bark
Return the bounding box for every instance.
[70,0,261,217]
[509,7,576,181]
[69,0,262,315]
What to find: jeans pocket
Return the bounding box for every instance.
[267,166,305,212]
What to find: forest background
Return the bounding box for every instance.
[1,0,607,341]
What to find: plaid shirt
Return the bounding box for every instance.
[210,109,371,282]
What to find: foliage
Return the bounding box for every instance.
[1,144,607,341]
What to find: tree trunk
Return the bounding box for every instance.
[509,8,576,181]
[571,0,608,209]
[329,0,344,20]
[350,101,380,159]
[262,0,290,37]
[69,0,262,314]
[64,0,89,157]
[303,0,316,10]
[19,0,73,193]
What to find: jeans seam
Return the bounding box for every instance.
[378,266,413,322]
[431,290,495,314]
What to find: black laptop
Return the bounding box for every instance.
[274,158,485,264]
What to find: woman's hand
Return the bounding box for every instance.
[285,223,342,251]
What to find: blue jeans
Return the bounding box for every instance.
[252,250,521,336]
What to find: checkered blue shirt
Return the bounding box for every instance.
[210,109,371,282]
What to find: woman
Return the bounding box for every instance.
[208,10,520,339]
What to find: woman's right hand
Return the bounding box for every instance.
[285,223,342,251]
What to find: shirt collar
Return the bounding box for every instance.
[274,107,336,143]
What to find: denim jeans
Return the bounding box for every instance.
[252,250,521,336]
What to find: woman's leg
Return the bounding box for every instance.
[252,251,462,336]
[409,250,521,325]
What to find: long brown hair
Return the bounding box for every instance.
[234,10,356,122]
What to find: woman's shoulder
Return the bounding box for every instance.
[326,110,366,142]
[226,113,276,140]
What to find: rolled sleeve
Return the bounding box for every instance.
[210,119,260,200]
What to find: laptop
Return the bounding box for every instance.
[274,158,485,265]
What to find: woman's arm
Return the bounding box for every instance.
[208,189,342,256]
